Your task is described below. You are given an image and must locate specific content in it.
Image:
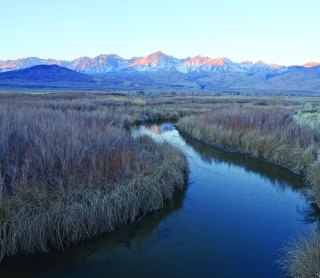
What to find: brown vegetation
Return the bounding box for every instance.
[281,229,320,278]
[0,93,188,262]
[177,106,319,193]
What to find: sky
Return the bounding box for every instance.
[1,0,319,65]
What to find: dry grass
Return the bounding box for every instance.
[0,139,187,261]
[0,92,195,126]
[177,107,318,173]
[0,94,188,262]
[294,103,320,129]
[281,229,320,278]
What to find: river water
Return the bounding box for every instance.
[0,123,317,277]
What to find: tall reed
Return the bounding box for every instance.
[177,107,318,174]
[281,229,320,278]
[0,95,188,262]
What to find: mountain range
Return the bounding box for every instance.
[0,51,320,94]
[2,51,319,74]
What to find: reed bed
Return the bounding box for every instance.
[281,229,320,278]
[0,95,188,262]
[177,107,319,182]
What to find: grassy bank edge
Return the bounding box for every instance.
[279,229,320,278]
[0,140,188,262]
[176,118,319,197]
[176,117,320,278]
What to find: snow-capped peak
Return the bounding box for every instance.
[182,56,233,67]
[304,61,320,68]
[126,51,180,71]
[0,52,317,75]
[128,51,177,67]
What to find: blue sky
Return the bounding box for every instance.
[1,0,319,65]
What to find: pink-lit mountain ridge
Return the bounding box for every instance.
[1,51,318,74]
[1,51,320,94]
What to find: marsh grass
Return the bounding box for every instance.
[0,94,188,262]
[307,162,320,207]
[178,107,318,173]
[281,230,320,278]
[0,139,187,261]
[294,103,320,129]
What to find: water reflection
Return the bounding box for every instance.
[300,202,320,224]
[182,133,305,192]
[139,123,319,226]
[139,123,305,192]
[148,123,175,134]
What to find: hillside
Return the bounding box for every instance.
[0,65,101,90]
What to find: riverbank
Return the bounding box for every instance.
[176,107,320,277]
[177,107,319,202]
[0,94,188,262]
[281,229,320,277]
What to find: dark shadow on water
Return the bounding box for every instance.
[299,202,320,224]
[0,188,186,277]
[182,133,305,192]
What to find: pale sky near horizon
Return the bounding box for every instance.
[1,0,319,65]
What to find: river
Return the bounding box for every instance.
[0,123,317,277]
